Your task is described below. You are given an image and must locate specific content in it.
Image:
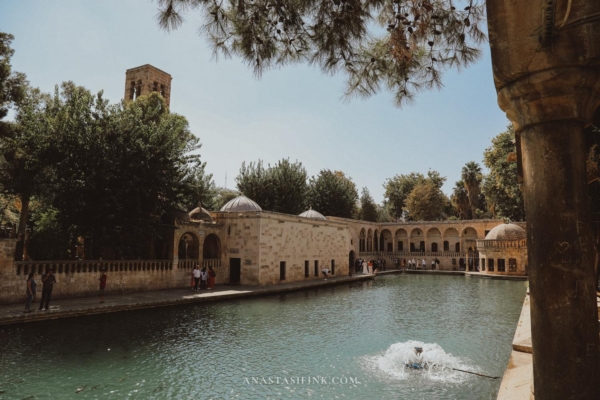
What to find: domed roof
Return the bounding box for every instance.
[484,223,526,241]
[299,208,327,221]
[220,195,262,212]
[189,205,213,223]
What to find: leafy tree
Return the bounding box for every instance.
[358,187,378,222]
[236,158,308,214]
[461,161,482,219]
[481,125,525,221]
[376,203,395,222]
[306,169,358,218]
[156,0,486,107]
[404,181,447,221]
[383,170,445,219]
[213,187,240,211]
[0,32,27,124]
[450,180,470,219]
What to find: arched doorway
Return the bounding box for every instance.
[359,228,366,252]
[178,233,199,260]
[374,230,379,251]
[203,233,221,260]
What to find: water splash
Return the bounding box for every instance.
[363,340,479,383]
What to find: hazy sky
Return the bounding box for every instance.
[1,0,509,203]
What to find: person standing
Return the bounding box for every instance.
[362,260,368,275]
[207,266,216,289]
[431,259,436,270]
[422,259,426,270]
[24,272,36,313]
[38,270,56,311]
[192,265,201,291]
[98,270,107,303]
[200,267,208,290]
[411,258,416,270]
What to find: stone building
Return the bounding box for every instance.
[124,64,172,107]
[476,223,528,276]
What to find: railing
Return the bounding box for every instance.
[14,259,175,276]
[360,251,467,258]
[476,239,527,249]
[202,259,221,269]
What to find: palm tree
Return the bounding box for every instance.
[461,162,483,220]
[451,180,471,219]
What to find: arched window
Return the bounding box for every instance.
[443,241,449,251]
[431,242,438,252]
[203,234,221,260]
[455,242,460,252]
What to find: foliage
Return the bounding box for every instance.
[27,206,70,260]
[236,158,308,214]
[358,187,378,222]
[383,170,445,219]
[481,125,525,221]
[450,180,470,219]
[213,187,240,211]
[376,203,395,222]
[156,0,487,107]
[0,32,27,123]
[404,181,447,221]
[460,161,482,219]
[306,169,358,218]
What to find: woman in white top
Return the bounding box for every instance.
[362,260,368,275]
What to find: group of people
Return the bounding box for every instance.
[395,258,440,270]
[24,269,108,313]
[353,258,386,275]
[191,265,216,291]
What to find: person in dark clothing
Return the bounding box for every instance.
[24,272,36,313]
[38,270,57,311]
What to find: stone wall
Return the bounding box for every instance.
[477,240,528,276]
[257,212,351,285]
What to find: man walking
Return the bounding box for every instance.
[38,269,57,311]
[192,265,201,291]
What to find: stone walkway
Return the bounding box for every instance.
[0,274,373,326]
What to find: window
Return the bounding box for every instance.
[431,242,438,252]
[410,243,416,252]
[443,241,449,251]
[455,242,460,252]
[481,258,486,271]
[398,241,403,251]
[508,258,517,272]
[488,258,494,272]
[497,259,506,272]
[305,260,309,278]
[280,261,286,280]
[419,241,425,252]
[314,260,319,277]
[331,260,335,275]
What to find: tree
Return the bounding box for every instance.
[156,0,486,107]
[213,187,240,211]
[383,170,445,219]
[358,187,378,222]
[404,181,447,221]
[0,32,27,124]
[236,158,308,214]
[481,125,525,221]
[306,170,358,218]
[450,180,470,219]
[22,84,212,259]
[461,161,482,219]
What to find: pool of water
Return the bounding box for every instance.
[0,275,526,399]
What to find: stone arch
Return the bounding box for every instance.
[462,227,479,270]
[381,229,393,252]
[202,233,221,260]
[359,228,366,252]
[427,227,442,252]
[178,232,199,260]
[395,228,408,251]
[410,227,423,252]
[444,228,460,253]
[374,229,380,251]
[367,229,373,252]
[349,250,355,274]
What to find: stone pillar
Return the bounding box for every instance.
[486,1,600,398]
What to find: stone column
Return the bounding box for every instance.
[487,1,600,398]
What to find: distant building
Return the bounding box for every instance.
[124,64,172,107]
[476,224,528,276]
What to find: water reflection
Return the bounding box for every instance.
[0,275,526,399]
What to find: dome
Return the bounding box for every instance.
[484,223,526,241]
[219,195,262,212]
[189,206,213,223]
[299,208,327,221]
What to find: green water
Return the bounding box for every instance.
[0,275,526,399]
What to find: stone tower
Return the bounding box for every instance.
[124,64,172,107]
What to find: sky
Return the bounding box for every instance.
[1,0,509,203]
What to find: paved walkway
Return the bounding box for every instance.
[0,274,373,326]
